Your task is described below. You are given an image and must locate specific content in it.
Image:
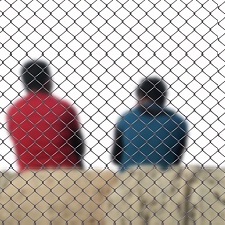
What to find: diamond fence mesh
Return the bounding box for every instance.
[1,0,225,224]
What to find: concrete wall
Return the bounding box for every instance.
[0,166,225,224]
[107,165,225,225]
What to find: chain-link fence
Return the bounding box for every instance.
[1,0,225,224]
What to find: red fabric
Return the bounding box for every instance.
[7,92,81,172]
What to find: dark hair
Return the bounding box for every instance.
[21,60,51,92]
[137,77,167,105]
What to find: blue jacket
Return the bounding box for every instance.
[112,103,188,170]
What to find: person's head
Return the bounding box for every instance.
[21,60,52,92]
[136,76,167,105]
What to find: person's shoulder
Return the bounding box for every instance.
[116,108,140,124]
[164,108,188,127]
[7,95,28,113]
[167,110,185,120]
[47,94,70,107]
[55,97,71,107]
[52,95,78,115]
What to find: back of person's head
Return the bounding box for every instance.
[21,60,52,92]
[137,76,167,105]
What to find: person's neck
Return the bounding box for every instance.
[138,98,154,106]
[138,98,164,108]
[28,89,49,94]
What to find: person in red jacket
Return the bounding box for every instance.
[7,60,84,172]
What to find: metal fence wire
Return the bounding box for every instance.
[1,0,225,224]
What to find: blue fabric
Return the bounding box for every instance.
[116,104,187,170]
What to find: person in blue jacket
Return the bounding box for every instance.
[112,76,188,171]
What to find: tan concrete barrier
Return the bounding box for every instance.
[106,165,195,225]
[106,166,225,225]
[185,167,225,225]
[0,170,17,191]
[0,166,225,224]
[0,169,117,225]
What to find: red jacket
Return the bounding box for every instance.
[7,92,83,172]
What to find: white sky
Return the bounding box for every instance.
[1,0,225,171]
